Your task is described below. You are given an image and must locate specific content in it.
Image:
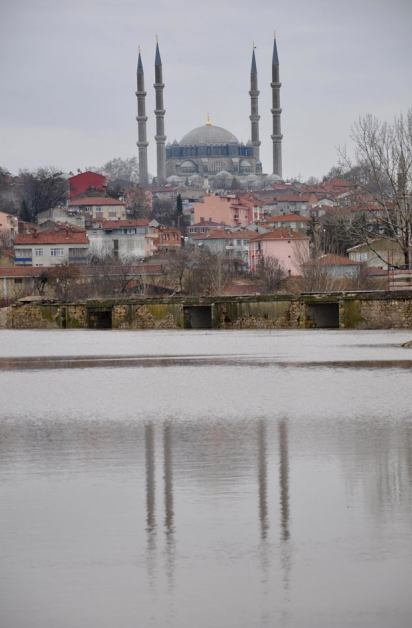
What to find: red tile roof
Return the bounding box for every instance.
[40,223,86,234]
[276,194,313,202]
[250,228,309,242]
[69,197,125,206]
[194,229,252,241]
[14,231,89,245]
[318,254,360,266]
[101,219,151,228]
[0,264,163,278]
[191,220,224,227]
[266,214,310,223]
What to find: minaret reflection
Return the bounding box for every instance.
[258,419,270,627]
[258,419,269,539]
[278,419,291,594]
[163,421,175,591]
[145,422,156,586]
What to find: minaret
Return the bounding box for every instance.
[136,48,149,186]
[271,32,283,178]
[249,45,261,169]
[154,39,167,186]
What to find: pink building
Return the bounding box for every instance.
[248,228,310,276]
[192,194,252,227]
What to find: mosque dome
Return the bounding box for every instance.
[180,123,239,146]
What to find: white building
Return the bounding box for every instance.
[14,225,89,267]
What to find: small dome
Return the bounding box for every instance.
[188,174,203,185]
[167,175,182,184]
[246,140,253,147]
[172,139,179,146]
[265,173,282,182]
[180,124,238,146]
[246,173,258,181]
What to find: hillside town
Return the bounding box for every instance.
[0,156,411,305]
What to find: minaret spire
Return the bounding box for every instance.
[154,39,167,186]
[249,44,261,171]
[136,47,149,186]
[271,31,283,178]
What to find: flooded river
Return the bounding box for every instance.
[0,329,411,628]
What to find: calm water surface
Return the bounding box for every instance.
[0,329,411,628]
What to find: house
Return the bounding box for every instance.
[265,214,310,234]
[0,248,15,267]
[155,226,182,253]
[69,197,126,222]
[272,193,318,217]
[37,207,85,230]
[14,225,89,266]
[317,254,361,279]
[347,238,406,269]
[87,219,158,259]
[0,266,48,302]
[192,229,252,264]
[68,171,107,201]
[248,228,310,275]
[0,211,19,241]
[187,220,224,240]
[0,263,164,302]
[191,194,252,227]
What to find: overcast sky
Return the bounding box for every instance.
[1,0,411,181]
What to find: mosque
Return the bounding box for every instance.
[136,35,283,188]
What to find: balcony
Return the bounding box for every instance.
[14,257,32,264]
[69,256,88,262]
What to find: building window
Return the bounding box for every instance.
[35,248,43,257]
[51,248,64,257]
[14,278,23,284]
[200,227,205,233]
[189,227,196,234]
[15,249,30,258]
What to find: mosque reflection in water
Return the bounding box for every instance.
[144,418,292,592]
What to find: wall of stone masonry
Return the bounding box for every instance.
[358,298,412,329]
[7,302,62,329]
[112,303,181,330]
[215,300,304,329]
[4,293,412,330]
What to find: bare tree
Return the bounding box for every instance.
[87,157,139,183]
[184,249,237,295]
[47,263,80,300]
[19,167,69,220]
[293,241,337,293]
[152,197,174,225]
[339,110,412,266]
[255,256,286,293]
[212,171,233,190]
[124,186,152,219]
[163,249,192,292]
[88,253,145,297]
[0,229,14,249]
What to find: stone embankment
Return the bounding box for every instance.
[2,291,412,330]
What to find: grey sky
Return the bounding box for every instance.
[1,0,411,180]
